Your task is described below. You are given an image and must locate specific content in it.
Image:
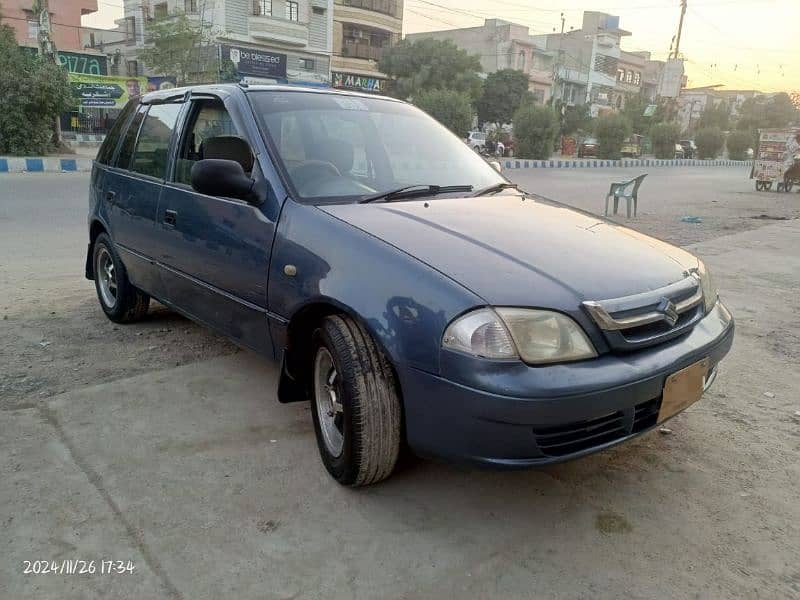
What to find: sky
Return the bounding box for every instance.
[83,0,798,93]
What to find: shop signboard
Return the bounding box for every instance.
[221,44,287,79]
[70,73,147,108]
[331,71,386,94]
[21,48,108,75]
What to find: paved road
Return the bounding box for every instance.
[1,171,798,599]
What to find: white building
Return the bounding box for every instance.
[107,0,333,85]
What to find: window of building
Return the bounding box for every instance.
[154,2,168,18]
[633,71,641,86]
[130,104,182,179]
[27,19,39,40]
[126,60,139,76]
[625,70,633,83]
[185,0,198,13]
[617,68,625,82]
[312,6,325,14]
[125,16,136,42]
[517,51,526,71]
[254,0,272,16]
[286,1,299,21]
[299,58,314,70]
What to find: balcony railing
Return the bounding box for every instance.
[341,0,398,17]
[341,42,384,61]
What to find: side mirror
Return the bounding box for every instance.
[489,160,503,173]
[190,159,257,203]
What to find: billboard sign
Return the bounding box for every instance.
[221,44,287,79]
[70,73,147,108]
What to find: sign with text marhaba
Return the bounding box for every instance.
[332,71,386,94]
[222,44,287,79]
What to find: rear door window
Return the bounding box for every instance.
[130,103,182,179]
[96,100,137,165]
[115,106,147,170]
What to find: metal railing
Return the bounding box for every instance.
[341,42,384,61]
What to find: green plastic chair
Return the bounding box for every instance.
[605,174,648,218]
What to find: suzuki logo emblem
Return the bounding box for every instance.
[658,298,679,327]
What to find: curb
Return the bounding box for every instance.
[0,157,93,173]
[503,158,752,170]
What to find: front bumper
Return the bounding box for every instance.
[398,302,734,467]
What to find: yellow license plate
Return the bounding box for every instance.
[659,358,710,423]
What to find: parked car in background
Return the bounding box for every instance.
[674,144,686,159]
[620,134,643,158]
[86,84,733,486]
[577,137,598,158]
[679,140,697,159]
[465,130,487,151]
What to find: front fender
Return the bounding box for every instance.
[267,199,482,375]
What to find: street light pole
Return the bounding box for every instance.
[36,0,63,146]
[673,0,687,60]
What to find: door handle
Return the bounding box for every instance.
[105,190,116,203]
[163,209,178,227]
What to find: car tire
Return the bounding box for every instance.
[92,233,150,323]
[310,314,401,486]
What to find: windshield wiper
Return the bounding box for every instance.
[358,184,473,204]
[471,182,519,197]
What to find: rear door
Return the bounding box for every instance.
[105,102,181,296]
[155,94,277,356]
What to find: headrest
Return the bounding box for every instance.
[202,136,253,173]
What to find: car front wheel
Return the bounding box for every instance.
[310,315,401,486]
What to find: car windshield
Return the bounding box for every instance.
[249,91,505,203]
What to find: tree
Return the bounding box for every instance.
[559,103,592,137]
[593,114,632,159]
[696,101,729,131]
[137,14,214,85]
[476,69,532,127]
[726,130,751,161]
[650,122,680,159]
[512,104,558,159]
[0,21,72,155]
[414,89,474,138]
[695,126,724,159]
[379,38,482,101]
[619,93,653,135]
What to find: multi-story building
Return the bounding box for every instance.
[406,18,554,104]
[3,0,100,53]
[113,0,333,85]
[677,86,725,133]
[330,0,403,94]
[614,50,645,107]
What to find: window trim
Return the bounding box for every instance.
[286,0,299,21]
[113,105,148,171]
[129,102,183,181]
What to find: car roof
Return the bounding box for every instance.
[140,83,405,105]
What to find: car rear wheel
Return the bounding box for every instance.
[310,315,401,486]
[92,233,150,323]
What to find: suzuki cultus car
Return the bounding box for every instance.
[87,85,734,486]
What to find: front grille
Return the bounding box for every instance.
[583,274,704,351]
[532,398,662,458]
[532,410,627,457]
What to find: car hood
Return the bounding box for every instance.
[319,194,698,308]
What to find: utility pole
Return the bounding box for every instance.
[673,0,687,59]
[35,0,63,146]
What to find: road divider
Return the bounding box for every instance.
[503,158,752,170]
[0,157,93,173]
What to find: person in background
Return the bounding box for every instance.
[496,139,505,158]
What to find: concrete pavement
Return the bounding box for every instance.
[1,171,798,599]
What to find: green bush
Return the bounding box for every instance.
[593,114,632,159]
[726,130,751,161]
[414,89,475,138]
[0,23,72,155]
[695,127,724,159]
[650,122,680,159]
[512,104,558,159]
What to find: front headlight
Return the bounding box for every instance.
[442,308,597,364]
[695,260,718,313]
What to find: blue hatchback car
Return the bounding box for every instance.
[87,84,734,486]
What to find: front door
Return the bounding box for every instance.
[156,96,277,356]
